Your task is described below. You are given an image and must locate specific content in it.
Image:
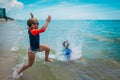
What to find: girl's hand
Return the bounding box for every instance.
[46,16,51,22]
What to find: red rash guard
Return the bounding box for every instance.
[30,28,46,36]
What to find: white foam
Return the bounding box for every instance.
[10,46,19,52]
[13,63,24,71]
[55,53,66,61]
[71,47,82,60]
[19,31,23,35]
[12,63,24,79]
[10,31,27,52]
[12,69,23,79]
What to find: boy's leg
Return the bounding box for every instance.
[18,51,35,74]
[39,44,54,62]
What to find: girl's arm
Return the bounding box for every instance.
[38,16,51,33]
[31,16,51,36]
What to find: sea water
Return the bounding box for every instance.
[1,20,120,80]
[14,20,120,60]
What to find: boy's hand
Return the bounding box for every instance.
[46,16,51,22]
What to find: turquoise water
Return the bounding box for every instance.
[14,20,120,60]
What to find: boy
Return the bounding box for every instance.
[13,13,54,79]
[62,41,72,60]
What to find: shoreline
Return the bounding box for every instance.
[0,22,19,80]
[0,19,6,23]
[0,18,14,24]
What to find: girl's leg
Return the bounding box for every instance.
[18,51,35,74]
[39,44,54,62]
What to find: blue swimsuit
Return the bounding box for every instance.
[62,48,72,60]
[28,30,39,52]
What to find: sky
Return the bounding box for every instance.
[0,0,120,20]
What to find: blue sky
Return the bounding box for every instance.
[0,0,120,20]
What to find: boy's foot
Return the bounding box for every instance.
[12,70,23,79]
[45,58,54,63]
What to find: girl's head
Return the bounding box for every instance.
[27,13,39,29]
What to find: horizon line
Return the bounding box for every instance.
[15,19,120,21]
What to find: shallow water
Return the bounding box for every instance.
[10,59,120,80]
[0,20,120,80]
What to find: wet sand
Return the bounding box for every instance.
[15,59,120,80]
[0,22,21,80]
[0,46,17,80]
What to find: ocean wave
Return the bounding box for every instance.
[84,33,115,42]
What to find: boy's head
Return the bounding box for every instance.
[27,13,39,28]
[63,41,70,48]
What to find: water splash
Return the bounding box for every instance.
[12,63,24,79]
[10,31,26,52]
